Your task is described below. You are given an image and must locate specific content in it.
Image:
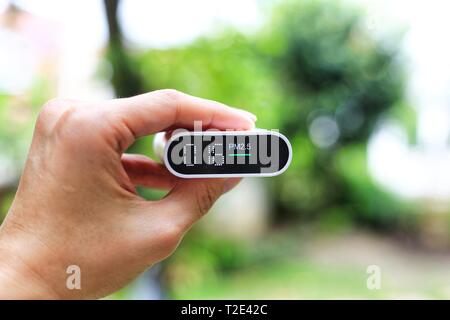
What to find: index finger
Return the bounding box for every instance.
[104,89,256,149]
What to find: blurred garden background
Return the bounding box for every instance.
[2,0,450,299]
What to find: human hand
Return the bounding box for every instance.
[0,89,256,299]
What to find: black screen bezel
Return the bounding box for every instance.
[165,132,291,176]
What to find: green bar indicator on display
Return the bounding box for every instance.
[228,153,252,157]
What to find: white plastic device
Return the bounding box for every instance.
[154,130,292,179]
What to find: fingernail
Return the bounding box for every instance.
[243,121,256,130]
[244,111,257,122]
[232,107,257,122]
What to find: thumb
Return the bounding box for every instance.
[155,178,241,231]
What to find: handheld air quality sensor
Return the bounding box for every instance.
[154,130,292,178]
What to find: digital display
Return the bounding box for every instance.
[166,132,291,176]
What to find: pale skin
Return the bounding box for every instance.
[0,89,256,299]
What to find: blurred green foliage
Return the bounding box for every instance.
[262,0,410,223]
[264,0,404,142]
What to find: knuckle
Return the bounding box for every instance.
[36,98,80,136]
[43,97,67,110]
[37,99,63,125]
[163,221,184,243]
[194,184,221,217]
[156,221,184,258]
[156,88,183,101]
